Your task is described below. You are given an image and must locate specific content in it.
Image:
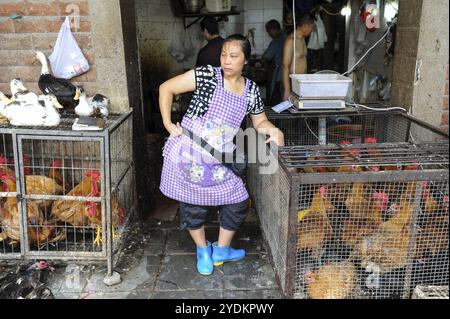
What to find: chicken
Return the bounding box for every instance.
[297,186,334,259]
[50,171,101,227]
[0,172,64,246]
[415,195,449,259]
[0,154,32,176]
[421,182,439,215]
[47,159,68,192]
[85,191,127,246]
[342,191,389,248]
[25,175,64,209]
[304,261,357,299]
[355,190,415,273]
[0,155,15,176]
[345,182,371,219]
[364,137,381,172]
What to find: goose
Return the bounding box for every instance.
[1,94,63,127]
[74,87,94,117]
[10,79,39,106]
[88,94,109,118]
[35,51,78,110]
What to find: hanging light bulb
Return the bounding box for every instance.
[341,6,351,16]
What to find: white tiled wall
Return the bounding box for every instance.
[243,0,283,56]
[136,0,283,75]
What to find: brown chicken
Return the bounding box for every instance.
[341,191,389,248]
[415,195,449,259]
[25,175,64,209]
[0,172,64,246]
[355,190,415,273]
[51,171,102,227]
[305,261,357,299]
[297,186,334,257]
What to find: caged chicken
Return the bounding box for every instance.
[341,187,390,249]
[51,170,126,246]
[415,194,449,260]
[297,186,334,259]
[304,261,357,299]
[0,172,65,246]
[354,187,416,273]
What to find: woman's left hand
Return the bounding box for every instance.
[265,128,285,147]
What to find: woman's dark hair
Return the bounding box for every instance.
[200,17,219,35]
[223,34,252,60]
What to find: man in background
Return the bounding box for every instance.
[261,20,286,106]
[282,14,315,101]
[196,17,224,67]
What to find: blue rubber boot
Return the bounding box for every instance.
[212,242,246,266]
[196,242,213,275]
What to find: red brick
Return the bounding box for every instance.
[14,18,63,33]
[446,64,449,81]
[444,96,449,110]
[72,67,96,82]
[0,66,41,83]
[0,18,14,33]
[32,33,58,50]
[70,81,97,95]
[0,34,33,50]
[445,81,449,96]
[27,2,60,16]
[0,51,38,66]
[441,110,449,126]
[23,81,40,94]
[73,34,92,49]
[58,0,89,16]
[0,82,10,95]
[0,2,27,16]
[441,125,449,133]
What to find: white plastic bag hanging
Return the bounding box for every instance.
[308,13,327,50]
[168,21,186,62]
[49,17,90,79]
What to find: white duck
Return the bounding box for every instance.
[1,94,63,127]
[88,94,109,118]
[0,91,14,109]
[74,87,94,117]
[10,79,39,106]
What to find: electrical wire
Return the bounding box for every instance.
[342,22,395,76]
[304,118,320,141]
[346,101,407,113]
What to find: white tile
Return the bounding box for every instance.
[264,0,283,9]
[263,9,283,23]
[244,23,265,36]
[244,0,264,10]
[244,9,264,23]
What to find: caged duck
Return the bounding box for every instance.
[74,87,95,117]
[10,79,39,106]
[35,51,78,110]
[88,94,109,118]
[0,94,63,127]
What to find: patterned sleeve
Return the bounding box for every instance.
[246,80,265,115]
[185,65,218,119]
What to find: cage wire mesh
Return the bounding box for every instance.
[0,112,134,274]
[247,110,449,299]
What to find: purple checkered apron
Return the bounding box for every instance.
[160,68,250,206]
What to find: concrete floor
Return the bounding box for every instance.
[30,208,285,299]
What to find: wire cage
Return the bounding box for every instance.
[247,109,449,299]
[0,111,135,278]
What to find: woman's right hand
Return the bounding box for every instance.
[166,122,183,137]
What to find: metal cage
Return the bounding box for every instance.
[248,109,449,299]
[0,111,135,278]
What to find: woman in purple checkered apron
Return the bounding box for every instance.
[159,35,285,275]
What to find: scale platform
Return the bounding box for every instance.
[290,93,346,110]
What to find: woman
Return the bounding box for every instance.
[159,34,285,276]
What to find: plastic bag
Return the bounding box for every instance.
[308,14,327,50]
[168,21,186,62]
[49,17,90,79]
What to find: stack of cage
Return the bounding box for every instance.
[248,109,449,299]
[0,111,134,277]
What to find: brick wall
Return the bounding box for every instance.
[442,64,449,132]
[0,0,95,96]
